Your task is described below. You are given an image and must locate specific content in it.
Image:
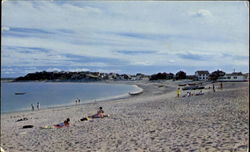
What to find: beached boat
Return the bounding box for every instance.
[182,86,204,90]
[129,91,143,96]
[188,83,197,86]
[14,92,26,95]
[178,84,187,86]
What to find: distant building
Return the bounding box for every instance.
[195,71,209,81]
[218,72,247,82]
[244,73,249,81]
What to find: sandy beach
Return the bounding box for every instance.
[1,81,249,152]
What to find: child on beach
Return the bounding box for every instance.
[177,88,181,97]
[195,90,204,96]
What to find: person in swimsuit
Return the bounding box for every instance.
[54,118,70,128]
[91,107,105,118]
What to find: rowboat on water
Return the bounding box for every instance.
[14,92,26,95]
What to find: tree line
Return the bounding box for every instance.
[14,70,226,81]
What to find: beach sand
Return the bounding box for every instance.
[1,81,249,152]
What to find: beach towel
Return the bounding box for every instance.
[91,114,109,119]
[80,116,91,121]
[40,125,55,129]
[195,93,204,96]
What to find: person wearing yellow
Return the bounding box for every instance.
[177,88,181,97]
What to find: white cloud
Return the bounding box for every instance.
[96,69,122,73]
[46,68,62,72]
[190,9,212,17]
[69,68,90,72]
[168,59,175,63]
[1,26,10,31]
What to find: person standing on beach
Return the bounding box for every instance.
[177,88,181,97]
[37,102,40,110]
[220,82,223,90]
[31,104,34,111]
[212,84,215,92]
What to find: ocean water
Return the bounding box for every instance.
[1,82,139,113]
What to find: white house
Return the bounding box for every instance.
[218,72,247,82]
[195,71,209,81]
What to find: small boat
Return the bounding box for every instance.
[14,92,26,95]
[178,84,187,86]
[129,91,143,96]
[188,83,197,86]
[182,86,204,90]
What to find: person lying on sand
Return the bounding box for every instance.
[40,118,70,129]
[91,107,109,118]
[80,107,109,121]
[182,92,193,97]
[53,118,70,128]
[195,90,204,96]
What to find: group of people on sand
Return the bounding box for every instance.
[75,98,81,104]
[51,107,108,128]
[176,82,223,98]
[31,102,40,111]
[176,87,204,98]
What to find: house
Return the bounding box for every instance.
[243,73,249,81]
[217,72,247,82]
[195,71,209,81]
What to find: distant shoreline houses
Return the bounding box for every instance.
[194,70,248,82]
[12,70,249,82]
[217,72,248,82]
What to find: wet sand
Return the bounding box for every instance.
[1,81,249,152]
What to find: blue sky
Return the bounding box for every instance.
[2,1,249,77]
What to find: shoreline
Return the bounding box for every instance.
[1,82,144,115]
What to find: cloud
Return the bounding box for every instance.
[191,9,212,17]
[116,50,157,55]
[222,53,249,60]
[1,26,10,31]
[46,68,62,72]
[168,59,176,63]
[177,52,213,61]
[96,69,122,73]
[69,68,90,72]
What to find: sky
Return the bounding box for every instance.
[2,1,249,77]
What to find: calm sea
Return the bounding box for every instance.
[1,82,139,113]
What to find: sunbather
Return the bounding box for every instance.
[195,90,204,96]
[54,118,70,128]
[91,107,109,118]
[182,92,192,97]
[80,107,109,121]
